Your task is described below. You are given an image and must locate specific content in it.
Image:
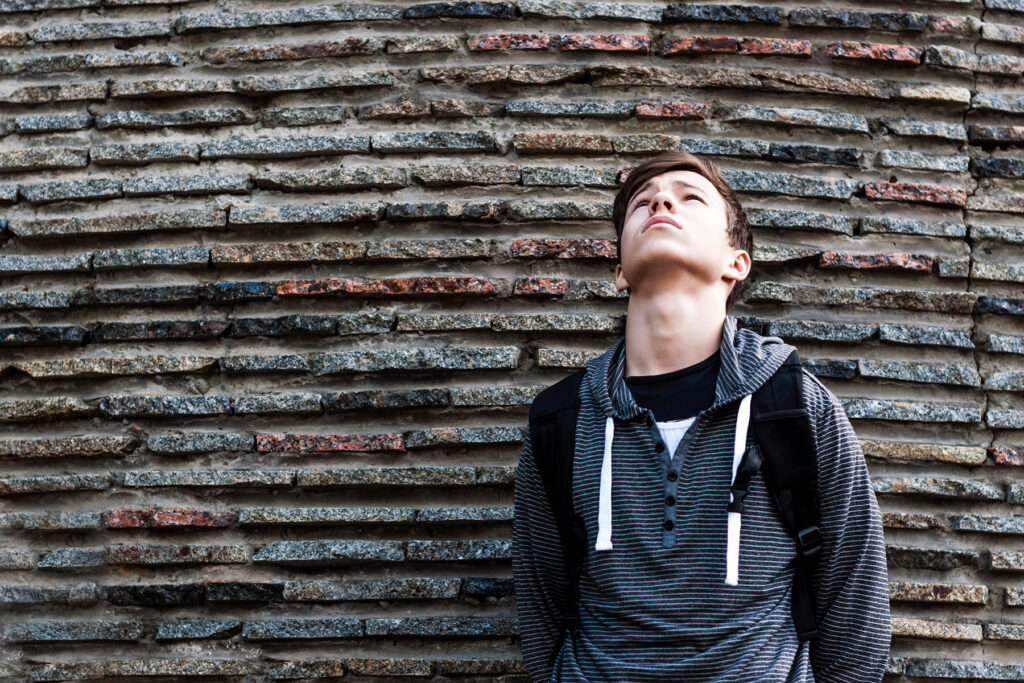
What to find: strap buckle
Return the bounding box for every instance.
[796,525,822,558]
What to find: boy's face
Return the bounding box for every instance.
[614,169,748,297]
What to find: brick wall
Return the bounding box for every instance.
[0,0,1022,680]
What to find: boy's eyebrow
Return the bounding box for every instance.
[629,179,709,205]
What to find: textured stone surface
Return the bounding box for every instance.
[0,1,1015,674]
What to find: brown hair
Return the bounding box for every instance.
[613,151,753,311]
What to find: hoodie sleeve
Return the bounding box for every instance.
[802,369,892,683]
[512,424,568,683]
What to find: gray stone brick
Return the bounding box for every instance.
[218,355,310,373]
[155,618,241,641]
[97,108,255,130]
[99,395,232,418]
[228,202,381,227]
[146,432,252,455]
[234,70,395,94]
[0,253,91,274]
[0,584,100,605]
[253,540,404,564]
[232,393,322,415]
[239,506,414,525]
[0,473,109,495]
[9,207,225,239]
[0,435,136,459]
[241,618,363,640]
[91,141,200,165]
[861,216,966,238]
[174,5,401,33]
[766,319,875,343]
[3,619,144,642]
[746,208,855,235]
[0,290,71,310]
[371,130,496,153]
[404,426,521,448]
[5,83,106,104]
[0,147,87,173]
[878,323,975,348]
[406,540,511,561]
[201,134,369,160]
[110,78,236,98]
[261,104,349,127]
[904,658,1024,679]
[122,469,293,488]
[122,173,249,197]
[92,246,209,270]
[364,616,518,636]
[415,506,514,522]
[953,514,1024,535]
[283,577,459,601]
[14,112,92,133]
[254,166,405,191]
[30,20,170,42]
[296,466,476,488]
[857,359,981,386]
[19,178,122,204]
[36,547,104,568]
[308,346,520,375]
[873,477,1003,500]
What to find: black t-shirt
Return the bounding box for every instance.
[623,348,720,422]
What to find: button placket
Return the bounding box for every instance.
[643,410,706,549]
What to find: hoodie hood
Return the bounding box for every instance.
[584,314,798,582]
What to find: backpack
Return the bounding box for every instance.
[527,348,822,669]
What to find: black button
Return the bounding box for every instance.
[665,495,675,506]
[667,471,678,481]
[664,519,674,531]
[654,441,664,452]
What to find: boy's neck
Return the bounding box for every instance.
[622,289,726,378]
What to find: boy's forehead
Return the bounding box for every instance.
[637,169,714,193]
[626,168,716,201]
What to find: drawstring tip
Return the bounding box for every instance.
[595,539,613,551]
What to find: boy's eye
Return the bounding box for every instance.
[632,194,702,209]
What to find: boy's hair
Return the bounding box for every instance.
[613,151,753,311]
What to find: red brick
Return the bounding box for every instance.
[468,33,549,50]
[255,433,405,453]
[663,36,738,56]
[102,507,236,528]
[560,34,649,52]
[863,181,967,207]
[826,41,923,64]
[738,37,812,56]
[992,445,1024,466]
[818,251,935,273]
[514,277,569,296]
[928,15,977,36]
[635,100,710,119]
[511,238,616,259]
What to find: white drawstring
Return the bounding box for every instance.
[595,415,614,551]
[725,393,753,585]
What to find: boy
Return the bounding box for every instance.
[512,151,891,681]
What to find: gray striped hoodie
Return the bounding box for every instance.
[513,315,891,682]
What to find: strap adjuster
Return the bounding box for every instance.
[796,525,822,558]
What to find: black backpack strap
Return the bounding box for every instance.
[528,367,588,669]
[749,349,822,642]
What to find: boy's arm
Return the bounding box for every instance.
[512,424,568,683]
[803,370,892,683]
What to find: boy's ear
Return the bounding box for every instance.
[614,262,630,292]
